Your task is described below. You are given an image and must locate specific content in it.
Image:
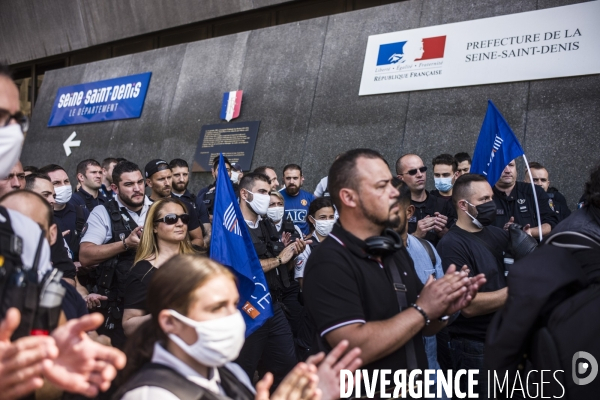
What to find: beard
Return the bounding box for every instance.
[358,198,401,230]
[286,185,300,196]
[119,193,144,209]
[173,181,187,192]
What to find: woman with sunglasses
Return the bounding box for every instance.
[122,198,199,337]
[115,254,361,400]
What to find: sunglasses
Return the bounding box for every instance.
[400,166,428,176]
[154,213,190,225]
[0,108,29,133]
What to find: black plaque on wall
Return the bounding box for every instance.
[192,121,260,172]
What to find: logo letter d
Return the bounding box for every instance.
[572,351,598,385]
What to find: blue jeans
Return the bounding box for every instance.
[449,337,489,399]
[424,335,449,400]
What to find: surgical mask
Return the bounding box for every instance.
[230,171,240,184]
[314,219,335,237]
[245,191,270,215]
[0,124,23,178]
[168,310,246,367]
[267,206,285,222]
[54,185,73,205]
[434,177,453,193]
[464,200,497,228]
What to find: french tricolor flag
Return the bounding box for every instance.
[220,90,243,122]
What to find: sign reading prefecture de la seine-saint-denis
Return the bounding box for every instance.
[359,1,600,95]
[48,72,152,127]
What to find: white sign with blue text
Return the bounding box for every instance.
[359,1,600,95]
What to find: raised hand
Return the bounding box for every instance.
[307,340,362,400]
[44,313,126,397]
[256,363,321,400]
[0,308,58,400]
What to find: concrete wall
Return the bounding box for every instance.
[0,0,299,65]
[21,0,599,208]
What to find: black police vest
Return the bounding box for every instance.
[247,219,290,297]
[94,199,138,303]
[113,362,255,400]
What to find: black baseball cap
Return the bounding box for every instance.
[145,159,170,178]
[231,163,242,172]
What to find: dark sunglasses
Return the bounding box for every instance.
[154,213,190,225]
[400,166,428,176]
[0,108,29,133]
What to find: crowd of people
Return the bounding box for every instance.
[1,59,599,400]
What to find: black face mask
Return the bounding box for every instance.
[465,200,497,228]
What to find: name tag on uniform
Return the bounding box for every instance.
[519,206,528,213]
[496,209,504,215]
[408,216,417,223]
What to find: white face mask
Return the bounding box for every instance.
[230,171,240,184]
[267,206,285,222]
[168,310,246,367]
[245,190,270,216]
[54,185,73,205]
[0,124,23,179]
[313,219,335,237]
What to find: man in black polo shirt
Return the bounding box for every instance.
[436,174,512,397]
[235,172,306,389]
[492,159,558,240]
[523,161,571,223]
[144,159,204,247]
[396,154,456,246]
[304,149,485,396]
[170,158,211,247]
[70,159,108,211]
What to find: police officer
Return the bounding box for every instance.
[396,154,456,246]
[79,161,152,349]
[235,172,306,389]
[524,162,571,223]
[144,159,204,247]
[169,158,211,247]
[492,159,559,240]
[196,155,232,218]
[70,159,109,211]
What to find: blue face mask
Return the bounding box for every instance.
[434,177,454,193]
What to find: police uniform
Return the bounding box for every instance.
[172,189,210,225]
[80,195,152,349]
[492,182,559,232]
[546,187,571,222]
[54,201,89,261]
[69,186,108,212]
[235,216,297,389]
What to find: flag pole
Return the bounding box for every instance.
[522,154,543,241]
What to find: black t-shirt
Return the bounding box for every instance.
[430,189,453,202]
[408,190,457,246]
[124,260,156,310]
[50,233,76,280]
[303,223,428,373]
[436,225,509,341]
[492,182,559,231]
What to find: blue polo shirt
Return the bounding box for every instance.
[280,188,314,235]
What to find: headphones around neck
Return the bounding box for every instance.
[364,228,403,257]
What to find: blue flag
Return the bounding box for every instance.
[210,154,273,336]
[471,100,525,185]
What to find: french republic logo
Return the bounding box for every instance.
[223,203,242,236]
[377,36,447,66]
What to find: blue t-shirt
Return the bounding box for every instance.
[280,189,314,235]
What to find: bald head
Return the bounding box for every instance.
[395,154,427,193]
[0,190,56,245]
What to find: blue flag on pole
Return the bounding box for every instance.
[471,100,525,185]
[210,154,273,337]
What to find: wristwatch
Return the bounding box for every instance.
[122,237,129,251]
[276,256,282,265]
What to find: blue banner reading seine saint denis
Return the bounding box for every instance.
[47,72,152,127]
